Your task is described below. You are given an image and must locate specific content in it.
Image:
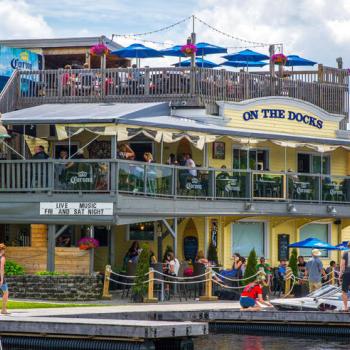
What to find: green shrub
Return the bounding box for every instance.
[207,242,218,265]
[36,271,68,276]
[243,249,258,285]
[5,260,25,276]
[289,248,298,277]
[132,244,150,302]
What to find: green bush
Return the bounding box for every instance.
[243,249,258,285]
[289,248,298,277]
[132,244,150,302]
[207,242,218,265]
[35,271,69,276]
[5,260,25,276]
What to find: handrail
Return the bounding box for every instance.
[0,70,20,114]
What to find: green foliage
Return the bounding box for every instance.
[5,260,25,276]
[132,244,150,301]
[35,271,68,276]
[163,245,173,262]
[243,249,258,285]
[289,248,298,277]
[207,242,218,265]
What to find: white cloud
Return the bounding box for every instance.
[0,0,54,39]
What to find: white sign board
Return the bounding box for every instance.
[40,202,114,216]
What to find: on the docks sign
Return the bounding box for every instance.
[242,108,323,129]
[40,202,113,216]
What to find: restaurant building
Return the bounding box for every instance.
[0,62,349,274]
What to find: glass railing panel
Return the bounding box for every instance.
[287,173,320,201]
[215,170,250,199]
[117,161,146,193]
[145,163,173,196]
[322,176,349,202]
[253,172,285,199]
[176,167,212,197]
[54,160,109,191]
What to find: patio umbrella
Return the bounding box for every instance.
[335,241,349,251]
[223,49,269,62]
[173,57,219,68]
[289,237,338,250]
[196,42,227,56]
[159,45,186,57]
[220,60,267,68]
[111,43,163,67]
[285,55,317,67]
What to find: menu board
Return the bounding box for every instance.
[278,234,290,261]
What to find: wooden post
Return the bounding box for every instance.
[144,267,158,303]
[284,266,292,297]
[330,267,335,285]
[102,265,112,300]
[199,267,218,301]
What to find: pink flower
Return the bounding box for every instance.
[181,44,197,56]
[90,44,109,56]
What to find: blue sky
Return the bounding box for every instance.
[1,0,350,67]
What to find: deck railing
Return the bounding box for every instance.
[0,158,349,204]
[14,66,349,122]
[0,70,20,114]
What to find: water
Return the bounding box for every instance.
[194,334,350,350]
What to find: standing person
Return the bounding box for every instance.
[297,256,307,277]
[257,257,272,287]
[117,144,135,160]
[185,153,197,177]
[0,244,9,314]
[166,153,178,165]
[339,242,350,311]
[32,145,49,160]
[239,276,273,311]
[304,249,326,292]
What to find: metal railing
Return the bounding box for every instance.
[0,70,20,114]
[0,158,350,204]
[12,66,348,120]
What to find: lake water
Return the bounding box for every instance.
[194,334,350,350]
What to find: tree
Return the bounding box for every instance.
[132,243,150,302]
[289,248,298,278]
[243,249,258,284]
[207,242,218,265]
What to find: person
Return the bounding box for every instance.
[196,250,209,265]
[325,260,339,283]
[32,145,49,160]
[304,249,326,292]
[340,242,350,311]
[56,149,69,189]
[165,252,180,277]
[240,257,247,276]
[149,250,157,265]
[256,257,272,286]
[297,256,306,277]
[167,153,178,165]
[277,259,287,280]
[123,241,140,268]
[0,244,9,314]
[219,253,243,280]
[143,152,153,163]
[239,276,273,311]
[78,63,95,95]
[185,153,197,177]
[118,144,135,160]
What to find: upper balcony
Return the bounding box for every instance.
[0,65,348,127]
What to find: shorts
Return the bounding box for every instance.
[342,272,350,293]
[240,297,255,308]
[0,283,8,293]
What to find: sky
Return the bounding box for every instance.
[0,0,350,68]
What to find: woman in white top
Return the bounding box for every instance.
[167,252,180,276]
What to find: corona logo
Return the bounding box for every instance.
[19,51,29,61]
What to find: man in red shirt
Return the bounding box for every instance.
[240,276,273,310]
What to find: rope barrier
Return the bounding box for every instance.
[153,269,208,280]
[213,270,261,282]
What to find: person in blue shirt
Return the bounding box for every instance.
[277,259,287,279]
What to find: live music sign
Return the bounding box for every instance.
[40,202,114,216]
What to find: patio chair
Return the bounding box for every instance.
[193,262,206,298]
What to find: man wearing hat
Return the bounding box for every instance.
[339,241,350,311]
[304,249,326,292]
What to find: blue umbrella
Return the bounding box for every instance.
[159,45,186,57]
[173,57,219,68]
[223,49,269,62]
[335,241,349,251]
[289,237,338,250]
[285,55,317,67]
[196,42,227,56]
[220,60,267,68]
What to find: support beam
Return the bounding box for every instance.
[54,225,68,239]
[174,218,178,256]
[47,224,56,272]
[162,219,175,238]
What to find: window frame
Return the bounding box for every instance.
[297,151,331,175]
[232,146,270,170]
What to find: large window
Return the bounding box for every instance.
[299,223,329,257]
[297,153,330,174]
[233,148,269,170]
[128,222,155,241]
[232,222,265,257]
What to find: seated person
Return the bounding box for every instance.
[118,144,135,160]
[216,165,230,180]
[240,275,273,310]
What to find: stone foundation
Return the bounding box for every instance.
[6,275,103,301]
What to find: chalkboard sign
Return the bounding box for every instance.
[278,234,289,261]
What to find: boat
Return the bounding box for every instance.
[271,285,348,311]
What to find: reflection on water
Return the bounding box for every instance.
[194,334,349,350]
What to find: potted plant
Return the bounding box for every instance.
[132,244,150,302]
[242,248,258,285]
[77,237,100,250]
[181,43,197,57]
[271,53,287,65]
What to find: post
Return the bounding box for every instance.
[199,267,218,301]
[47,224,56,272]
[284,266,292,297]
[330,267,335,285]
[144,67,150,95]
[102,265,112,300]
[144,267,158,303]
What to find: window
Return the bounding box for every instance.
[232,222,265,257]
[128,222,155,241]
[233,148,269,170]
[94,226,109,247]
[297,153,330,174]
[299,223,329,257]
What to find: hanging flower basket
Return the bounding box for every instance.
[181,43,197,57]
[78,237,100,250]
[271,53,287,65]
[90,43,109,56]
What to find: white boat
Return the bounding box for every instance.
[271,285,348,311]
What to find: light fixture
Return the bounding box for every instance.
[287,203,297,213]
[140,224,145,231]
[327,205,337,215]
[245,202,255,211]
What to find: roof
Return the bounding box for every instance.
[0,36,122,51]
[2,102,350,146]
